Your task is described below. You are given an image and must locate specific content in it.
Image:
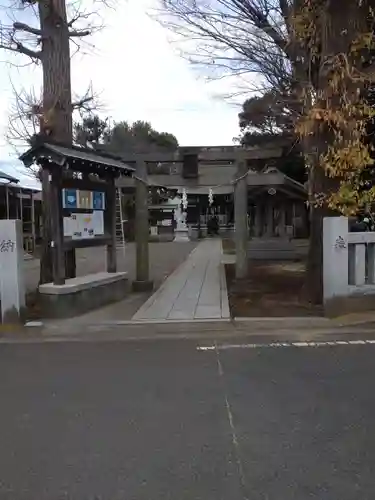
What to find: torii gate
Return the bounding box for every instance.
[117,145,284,281]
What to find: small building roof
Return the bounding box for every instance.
[19,141,135,176]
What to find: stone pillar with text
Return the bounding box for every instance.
[0,220,26,324]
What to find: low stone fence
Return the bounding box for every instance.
[323,216,375,315]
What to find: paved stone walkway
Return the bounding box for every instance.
[132,239,230,322]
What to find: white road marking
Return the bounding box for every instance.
[197,339,375,351]
[214,342,249,499]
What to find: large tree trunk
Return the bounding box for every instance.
[39,0,72,143]
[303,1,370,304]
[38,0,75,284]
[306,165,334,304]
[39,169,54,284]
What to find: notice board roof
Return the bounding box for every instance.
[0,169,19,184]
[19,141,135,176]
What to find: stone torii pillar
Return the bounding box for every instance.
[133,159,154,292]
[234,158,248,279]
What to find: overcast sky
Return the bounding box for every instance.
[0,0,242,188]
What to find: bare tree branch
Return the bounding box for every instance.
[157,0,295,99]
[0,0,116,149]
[72,84,104,116]
[68,28,90,37]
[0,40,41,59]
[0,23,41,60]
[13,21,41,37]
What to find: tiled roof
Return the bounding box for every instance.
[19,142,135,174]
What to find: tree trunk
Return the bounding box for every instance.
[306,166,333,304]
[39,168,54,284]
[304,1,368,304]
[39,0,72,143]
[38,0,75,283]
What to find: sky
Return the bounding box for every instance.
[0,0,243,188]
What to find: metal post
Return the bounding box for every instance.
[31,191,36,251]
[19,188,23,222]
[118,188,126,260]
[234,159,248,279]
[5,185,9,219]
[19,187,24,251]
[133,159,153,292]
[106,178,117,273]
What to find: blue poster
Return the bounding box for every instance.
[93,191,105,210]
[63,189,77,209]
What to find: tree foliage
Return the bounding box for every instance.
[293,1,375,215]
[74,114,179,153]
[239,91,294,136]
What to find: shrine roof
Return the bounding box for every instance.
[117,163,307,197]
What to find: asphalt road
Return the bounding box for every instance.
[1,339,375,499]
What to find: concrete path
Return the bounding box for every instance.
[132,239,230,322]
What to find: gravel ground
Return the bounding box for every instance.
[24,242,198,321]
[24,242,197,292]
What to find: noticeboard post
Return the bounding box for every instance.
[47,173,118,285]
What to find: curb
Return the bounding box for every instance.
[2,322,375,344]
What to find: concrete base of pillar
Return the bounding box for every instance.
[132,280,154,292]
[39,272,128,318]
[174,229,190,242]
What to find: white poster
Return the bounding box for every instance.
[92,210,104,235]
[80,213,95,238]
[63,216,73,237]
[71,214,82,240]
[65,212,104,239]
[70,213,92,239]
